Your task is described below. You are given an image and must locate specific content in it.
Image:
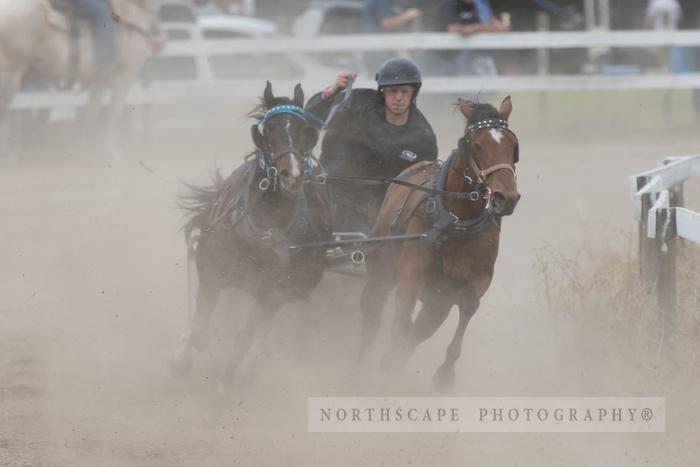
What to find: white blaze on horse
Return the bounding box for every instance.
[0,0,162,158]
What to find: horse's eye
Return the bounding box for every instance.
[473,142,483,152]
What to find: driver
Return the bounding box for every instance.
[306,57,438,232]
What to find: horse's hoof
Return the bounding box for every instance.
[168,346,193,377]
[432,365,456,394]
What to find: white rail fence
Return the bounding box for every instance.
[630,155,700,319]
[10,29,700,113]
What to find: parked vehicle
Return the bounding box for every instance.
[149,0,303,82]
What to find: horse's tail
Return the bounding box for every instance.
[179,168,227,247]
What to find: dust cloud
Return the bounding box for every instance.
[1,91,699,466]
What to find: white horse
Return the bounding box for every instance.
[0,0,162,160]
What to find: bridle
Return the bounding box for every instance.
[461,117,519,187]
[254,104,324,192]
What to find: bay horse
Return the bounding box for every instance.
[360,97,520,392]
[0,0,162,159]
[170,82,333,389]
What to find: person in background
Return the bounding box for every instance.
[644,0,695,74]
[421,0,510,76]
[644,0,681,30]
[363,0,424,71]
[364,0,422,32]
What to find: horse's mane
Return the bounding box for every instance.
[465,101,502,125]
[246,96,296,120]
[179,167,228,242]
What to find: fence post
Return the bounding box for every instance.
[638,185,655,289]
[657,177,683,323]
[656,207,677,315]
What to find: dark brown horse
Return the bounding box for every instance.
[360,97,520,392]
[170,82,332,388]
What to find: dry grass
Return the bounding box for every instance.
[533,233,700,370]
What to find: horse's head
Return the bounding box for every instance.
[458,97,520,216]
[250,81,321,196]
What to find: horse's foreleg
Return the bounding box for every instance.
[357,244,397,363]
[169,271,222,377]
[409,297,453,349]
[220,295,280,389]
[433,293,480,393]
[188,276,221,352]
[380,263,425,372]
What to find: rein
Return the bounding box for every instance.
[308,119,517,202]
[313,172,486,201]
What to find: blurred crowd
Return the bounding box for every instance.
[214,0,700,32]
[197,0,700,77]
[362,0,700,76]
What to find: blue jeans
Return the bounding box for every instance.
[72,0,115,67]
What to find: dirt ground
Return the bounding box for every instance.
[1,96,699,466]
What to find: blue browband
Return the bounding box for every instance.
[255,105,323,187]
[257,105,327,132]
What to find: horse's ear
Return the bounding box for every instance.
[499,96,512,120]
[293,83,304,108]
[263,81,274,108]
[457,98,472,121]
[251,124,264,149]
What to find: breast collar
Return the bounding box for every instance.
[424,150,500,244]
[230,165,311,242]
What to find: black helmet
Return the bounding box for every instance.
[375,57,422,89]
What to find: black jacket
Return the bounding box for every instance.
[308,88,438,178]
[306,88,438,229]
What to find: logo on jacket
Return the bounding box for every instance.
[400,150,417,162]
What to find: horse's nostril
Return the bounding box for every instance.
[492,192,507,214]
[492,191,519,215]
